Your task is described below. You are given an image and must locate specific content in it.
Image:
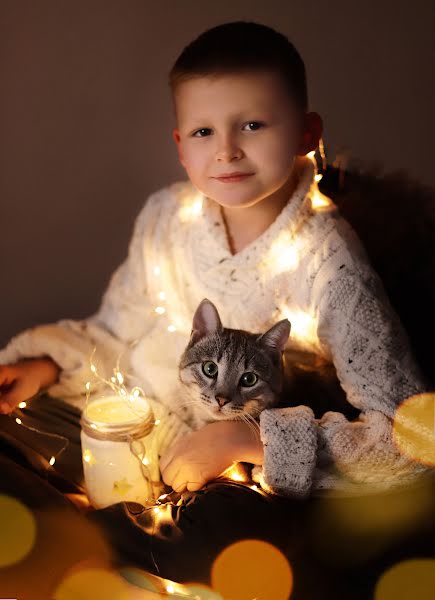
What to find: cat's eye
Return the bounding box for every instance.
[240,372,258,387]
[202,361,218,378]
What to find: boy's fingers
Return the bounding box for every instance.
[0,395,17,414]
[0,380,28,414]
[159,450,174,473]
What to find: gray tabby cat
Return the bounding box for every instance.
[178,298,291,429]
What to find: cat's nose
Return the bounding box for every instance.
[215,396,231,408]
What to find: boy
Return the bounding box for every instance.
[0,21,430,498]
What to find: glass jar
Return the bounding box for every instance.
[80,394,159,508]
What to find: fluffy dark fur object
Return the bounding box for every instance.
[319,161,435,385]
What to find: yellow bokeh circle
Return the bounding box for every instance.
[393,393,435,466]
[375,559,435,599]
[211,539,293,600]
[0,494,37,567]
[53,567,131,600]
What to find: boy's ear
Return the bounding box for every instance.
[297,112,323,155]
[172,128,186,168]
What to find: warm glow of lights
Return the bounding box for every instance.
[158,291,166,301]
[18,401,27,408]
[116,371,124,385]
[311,191,332,210]
[212,540,293,600]
[142,456,149,465]
[280,308,318,346]
[0,494,37,567]
[83,449,96,466]
[158,493,168,501]
[53,568,131,600]
[221,462,249,482]
[257,472,273,494]
[85,382,91,391]
[154,419,161,425]
[49,456,56,466]
[15,417,22,425]
[375,559,435,600]
[155,306,166,315]
[266,231,299,275]
[306,150,316,159]
[184,583,223,599]
[250,485,259,491]
[393,393,435,466]
[315,173,323,182]
[153,507,161,514]
[153,265,161,276]
[90,364,97,373]
[167,324,177,332]
[166,584,175,594]
[179,194,204,223]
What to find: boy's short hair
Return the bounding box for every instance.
[168,21,308,115]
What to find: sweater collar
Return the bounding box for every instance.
[190,155,317,270]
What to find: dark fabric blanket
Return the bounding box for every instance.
[0,394,434,600]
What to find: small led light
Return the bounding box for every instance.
[153,266,161,276]
[158,291,166,300]
[167,324,176,332]
[142,456,149,465]
[155,306,166,315]
[49,456,56,466]
[166,584,175,594]
[307,150,316,159]
[85,382,91,391]
[315,173,323,182]
[154,419,161,425]
[90,364,97,373]
[15,417,22,425]
[18,401,27,408]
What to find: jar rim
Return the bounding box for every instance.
[81,395,155,441]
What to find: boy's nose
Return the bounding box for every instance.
[216,139,243,161]
[215,396,231,408]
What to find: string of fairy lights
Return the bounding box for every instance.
[5,146,330,598]
[9,147,329,483]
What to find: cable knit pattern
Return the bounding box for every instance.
[0,155,432,497]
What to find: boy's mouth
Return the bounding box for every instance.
[215,173,254,182]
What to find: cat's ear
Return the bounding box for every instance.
[257,318,291,353]
[189,298,223,344]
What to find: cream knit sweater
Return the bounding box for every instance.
[0,156,431,497]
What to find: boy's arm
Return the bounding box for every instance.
[253,229,432,497]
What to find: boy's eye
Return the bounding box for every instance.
[193,128,212,138]
[239,372,258,387]
[244,121,263,131]
[202,361,218,378]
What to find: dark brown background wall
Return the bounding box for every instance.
[1,0,434,347]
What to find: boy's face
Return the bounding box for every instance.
[172,70,320,209]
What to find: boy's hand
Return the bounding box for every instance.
[0,358,60,414]
[159,419,264,493]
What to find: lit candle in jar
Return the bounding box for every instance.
[80,395,159,508]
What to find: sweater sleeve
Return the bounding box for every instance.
[253,220,432,497]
